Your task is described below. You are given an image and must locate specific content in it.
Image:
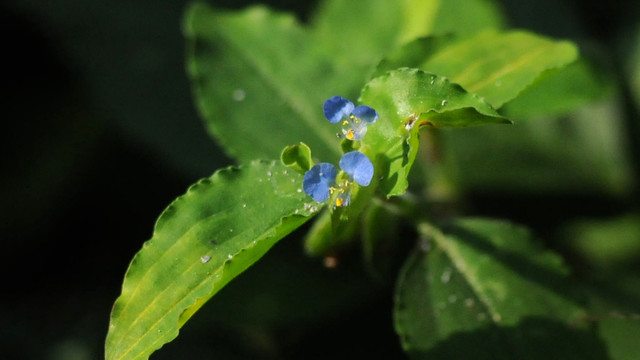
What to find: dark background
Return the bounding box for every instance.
[1,0,638,359]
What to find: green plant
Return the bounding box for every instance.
[105,1,640,359]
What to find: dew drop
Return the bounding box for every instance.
[283,170,288,175]
[297,188,302,193]
[465,298,475,308]
[441,99,448,106]
[242,203,247,208]
[201,255,211,264]
[227,254,233,259]
[232,89,246,101]
[267,171,272,177]
[229,229,233,232]
[441,268,452,283]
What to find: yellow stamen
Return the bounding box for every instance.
[349,115,355,120]
[335,197,344,207]
[346,129,355,140]
[355,117,361,124]
[342,120,349,125]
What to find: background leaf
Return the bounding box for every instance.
[398,0,504,43]
[105,161,318,360]
[394,218,598,359]
[375,31,579,108]
[359,68,508,197]
[501,57,612,119]
[439,99,633,195]
[185,3,340,163]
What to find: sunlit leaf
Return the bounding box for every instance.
[359,68,508,197]
[398,0,504,43]
[375,31,579,108]
[105,161,319,360]
[185,4,340,163]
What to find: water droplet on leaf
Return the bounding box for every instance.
[465,298,475,308]
[201,255,211,264]
[441,268,452,283]
[232,89,246,101]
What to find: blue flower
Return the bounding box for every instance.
[302,162,338,202]
[303,151,374,207]
[323,96,378,141]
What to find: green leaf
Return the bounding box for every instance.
[105,161,319,360]
[395,218,595,359]
[185,3,340,163]
[359,68,508,197]
[398,0,504,43]
[375,31,579,108]
[311,0,403,66]
[501,58,612,119]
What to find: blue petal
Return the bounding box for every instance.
[352,105,378,124]
[339,151,374,186]
[303,163,337,202]
[324,96,354,124]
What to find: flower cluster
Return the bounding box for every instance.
[303,151,374,208]
[302,96,378,208]
[324,96,378,141]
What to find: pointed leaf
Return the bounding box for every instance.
[105,161,319,360]
[395,219,594,359]
[375,31,579,108]
[398,0,504,43]
[359,68,508,197]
